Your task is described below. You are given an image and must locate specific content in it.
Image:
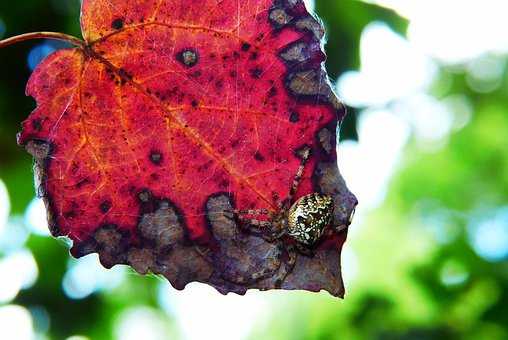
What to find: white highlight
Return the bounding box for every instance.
[0,179,10,237]
[24,197,51,236]
[0,217,30,253]
[0,305,34,340]
[158,283,267,340]
[367,0,508,64]
[466,55,506,93]
[468,208,508,262]
[62,254,125,299]
[341,246,358,286]
[304,0,315,13]
[394,93,455,149]
[0,250,39,303]
[337,22,436,107]
[115,307,173,340]
[339,109,410,211]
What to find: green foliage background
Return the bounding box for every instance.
[0,1,507,339]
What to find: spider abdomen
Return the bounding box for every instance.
[287,193,334,246]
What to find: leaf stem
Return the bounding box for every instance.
[0,32,86,49]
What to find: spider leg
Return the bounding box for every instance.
[235,215,272,232]
[275,243,297,287]
[223,208,273,221]
[287,147,312,204]
[231,208,271,216]
[194,245,213,264]
[236,215,272,228]
[295,242,316,257]
[235,215,288,243]
[272,192,284,210]
[262,228,286,243]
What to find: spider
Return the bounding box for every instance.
[227,147,336,284]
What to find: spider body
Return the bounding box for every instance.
[287,193,334,246]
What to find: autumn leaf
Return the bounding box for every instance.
[2,0,357,297]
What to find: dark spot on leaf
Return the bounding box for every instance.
[32,119,42,131]
[268,87,277,97]
[250,67,263,79]
[254,152,265,162]
[231,139,240,148]
[177,48,199,67]
[150,151,163,165]
[100,200,112,213]
[191,100,198,108]
[111,18,124,30]
[215,79,224,89]
[289,111,300,123]
[138,189,153,203]
[64,210,77,219]
[241,42,251,51]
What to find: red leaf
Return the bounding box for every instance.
[16,0,357,296]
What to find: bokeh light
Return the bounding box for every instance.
[468,208,508,262]
[0,178,10,236]
[0,305,34,340]
[29,305,51,335]
[0,217,30,254]
[158,283,268,340]
[24,197,50,236]
[440,259,469,286]
[27,43,57,71]
[0,249,39,303]
[115,307,175,340]
[368,0,508,63]
[339,109,410,211]
[394,93,454,149]
[337,22,437,108]
[0,17,5,39]
[466,55,507,93]
[62,254,125,299]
